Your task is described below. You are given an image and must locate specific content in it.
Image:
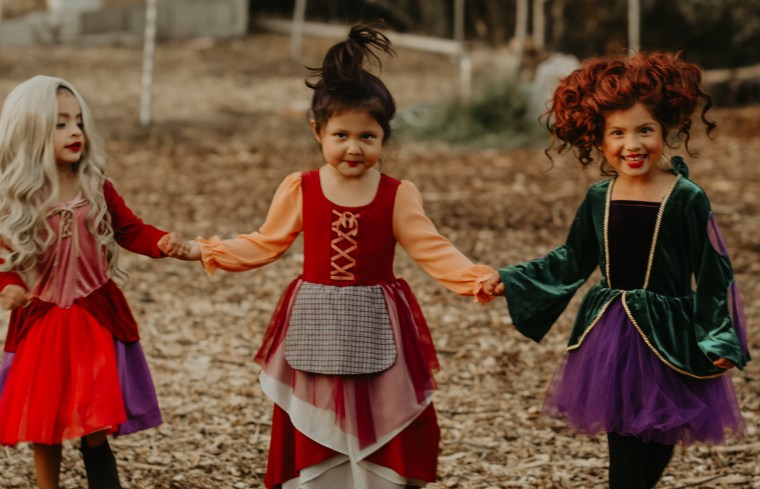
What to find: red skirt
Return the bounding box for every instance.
[256,278,442,487]
[265,403,440,488]
[0,304,126,445]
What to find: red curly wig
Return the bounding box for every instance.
[545,51,716,167]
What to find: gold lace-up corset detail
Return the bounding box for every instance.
[49,198,87,267]
[330,210,359,281]
[58,209,74,238]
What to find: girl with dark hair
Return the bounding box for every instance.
[171,24,500,488]
[492,51,750,488]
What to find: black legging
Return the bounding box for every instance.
[607,432,674,489]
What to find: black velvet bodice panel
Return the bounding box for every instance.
[608,200,660,290]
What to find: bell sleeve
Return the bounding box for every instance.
[393,180,496,304]
[500,188,600,342]
[688,190,750,370]
[198,171,303,274]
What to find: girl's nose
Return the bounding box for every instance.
[624,135,641,150]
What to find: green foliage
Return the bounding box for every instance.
[394,80,548,149]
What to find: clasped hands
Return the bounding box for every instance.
[150,242,736,371]
[483,271,505,296]
[478,271,735,370]
[157,233,201,261]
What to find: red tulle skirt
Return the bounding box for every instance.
[0,304,126,445]
[265,403,440,488]
[256,278,441,487]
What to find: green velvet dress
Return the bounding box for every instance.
[500,158,749,444]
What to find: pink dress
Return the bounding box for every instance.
[199,170,494,488]
[0,180,165,445]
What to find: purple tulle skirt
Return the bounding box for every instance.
[0,339,162,437]
[543,299,745,446]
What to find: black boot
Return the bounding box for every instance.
[80,437,123,489]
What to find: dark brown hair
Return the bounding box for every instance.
[306,23,396,143]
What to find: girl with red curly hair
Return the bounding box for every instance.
[494,52,750,488]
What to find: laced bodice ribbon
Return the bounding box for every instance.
[49,205,82,267]
[330,210,359,281]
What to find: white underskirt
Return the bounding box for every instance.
[282,455,426,489]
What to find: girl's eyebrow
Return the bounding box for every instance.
[606,120,657,130]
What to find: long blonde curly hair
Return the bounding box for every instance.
[0,75,127,284]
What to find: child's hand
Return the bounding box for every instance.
[713,357,736,369]
[158,233,201,261]
[0,284,31,310]
[483,271,504,296]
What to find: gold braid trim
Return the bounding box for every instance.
[642,175,681,289]
[603,181,613,288]
[572,176,723,379]
[567,291,622,351]
[604,174,681,290]
[620,291,725,380]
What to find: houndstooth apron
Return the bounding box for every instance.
[283,282,397,375]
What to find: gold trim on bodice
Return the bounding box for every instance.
[620,292,725,379]
[572,175,724,378]
[603,175,681,290]
[48,195,88,267]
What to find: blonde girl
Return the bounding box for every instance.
[0,75,187,489]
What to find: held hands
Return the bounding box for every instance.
[158,233,201,261]
[713,357,736,369]
[483,271,505,296]
[0,284,31,310]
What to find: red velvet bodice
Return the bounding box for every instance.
[300,170,400,286]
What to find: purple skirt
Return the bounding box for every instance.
[543,299,745,445]
[0,339,162,437]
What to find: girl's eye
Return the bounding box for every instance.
[56,122,66,129]
[641,126,653,134]
[77,122,84,129]
[362,134,376,141]
[335,133,347,139]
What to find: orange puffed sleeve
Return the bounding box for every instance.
[198,172,303,275]
[393,180,495,304]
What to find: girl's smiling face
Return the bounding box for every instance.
[312,110,384,179]
[601,102,665,181]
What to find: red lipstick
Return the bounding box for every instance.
[624,154,645,169]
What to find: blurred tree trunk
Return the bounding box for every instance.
[514,0,529,75]
[474,0,511,42]
[532,0,546,51]
[628,0,640,51]
[418,0,451,37]
[365,0,416,30]
[551,0,565,50]
[454,0,465,43]
[366,0,451,36]
[290,0,307,61]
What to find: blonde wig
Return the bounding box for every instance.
[0,75,127,284]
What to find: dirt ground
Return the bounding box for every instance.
[0,32,759,489]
